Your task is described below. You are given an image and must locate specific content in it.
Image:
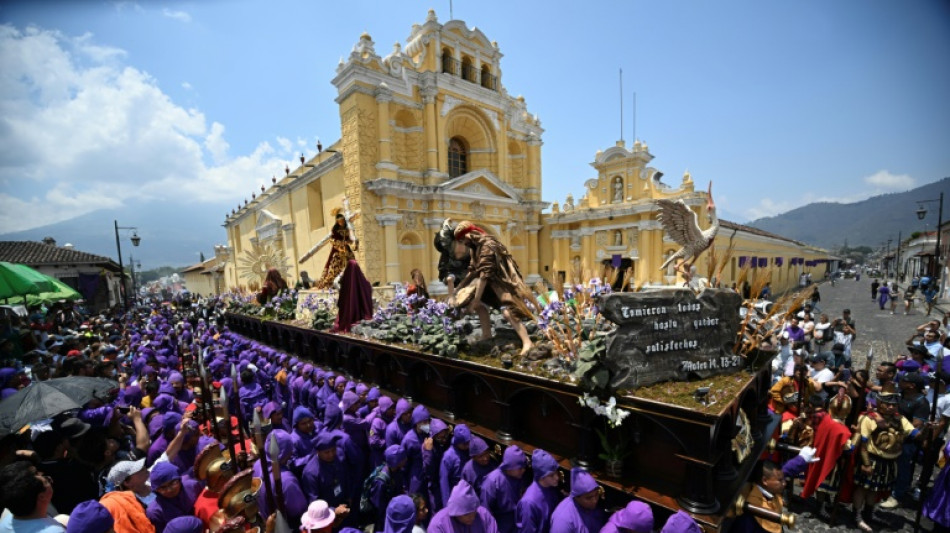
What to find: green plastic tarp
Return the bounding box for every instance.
[0,262,56,301]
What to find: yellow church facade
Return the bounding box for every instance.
[221,11,830,296]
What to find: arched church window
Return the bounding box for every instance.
[442,48,456,75]
[461,56,476,83]
[480,64,494,90]
[448,137,468,178]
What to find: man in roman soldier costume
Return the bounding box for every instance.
[850,383,922,532]
[801,391,853,521]
[450,221,537,356]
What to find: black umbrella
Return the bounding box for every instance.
[0,377,118,432]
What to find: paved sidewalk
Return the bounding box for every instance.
[785,277,939,532]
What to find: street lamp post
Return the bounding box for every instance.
[114,220,141,310]
[916,192,944,290]
[885,239,892,278]
[896,231,902,282]
[129,255,141,305]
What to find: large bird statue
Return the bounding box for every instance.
[656,182,720,281]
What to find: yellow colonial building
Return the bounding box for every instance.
[540,140,830,290]
[221,11,830,296]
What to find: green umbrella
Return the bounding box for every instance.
[0,262,55,301]
[24,275,83,306]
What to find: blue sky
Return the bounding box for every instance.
[1,0,948,261]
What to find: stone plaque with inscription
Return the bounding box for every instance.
[598,288,743,389]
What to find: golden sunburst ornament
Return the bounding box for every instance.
[237,241,290,285]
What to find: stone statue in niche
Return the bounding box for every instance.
[614,230,623,246]
[613,177,623,202]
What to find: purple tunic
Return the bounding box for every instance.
[441,445,470,507]
[479,469,525,533]
[460,458,498,498]
[291,427,317,459]
[145,477,202,533]
[290,375,305,405]
[923,440,950,527]
[877,286,891,309]
[301,455,350,508]
[424,442,448,511]
[401,428,427,497]
[385,419,411,448]
[548,497,607,533]
[515,482,559,533]
[428,506,499,533]
[147,434,170,467]
[238,382,267,416]
[343,413,371,461]
[369,416,391,468]
[251,459,307,531]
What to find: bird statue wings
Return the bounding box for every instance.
[655,182,719,278]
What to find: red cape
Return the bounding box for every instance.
[801,413,851,499]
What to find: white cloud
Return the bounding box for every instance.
[863,170,914,190]
[0,24,295,233]
[744,198,799,221]
[181,81,192,90]
[162,9,192,23]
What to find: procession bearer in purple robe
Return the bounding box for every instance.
[460,436,497,497]
[600,500,653,533]
[423,418,451,512]
[549,468,607,533]
[479,444,528,533]
[440,424,472,506]
[401,405,432,499]
[515,449,561,533]
[369,396,396,468]
[428,480,499,533]
[386,398,413,447]
[252,429,307,530]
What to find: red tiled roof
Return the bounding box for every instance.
[0,241,121,271]
[181,257,219,274]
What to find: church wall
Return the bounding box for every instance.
[222,12,827,299]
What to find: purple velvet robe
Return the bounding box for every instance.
[301,455,351,508]
[923,440,950,527]
[251,459,307,531]
[291,427,317,459]
[548,497,607,533]
[401,428,427,497]
[460,457,498,498]
[424,441,448,511]
[147,434,170,467]
[428,506,499,533]
[515,482,559,533]
[369,415,391,468]
[145,476,202,533]
[385,418,411,448]
[441,445,470,507]
[479,469,525,533]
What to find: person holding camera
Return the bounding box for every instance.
[831,310,856,365]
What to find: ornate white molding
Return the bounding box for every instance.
[375,214,403,226]
[440,94,463,117]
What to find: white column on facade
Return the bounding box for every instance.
[376,214,403,284]
[525,224,542,284]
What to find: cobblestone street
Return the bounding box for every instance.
[785,275,941,532]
